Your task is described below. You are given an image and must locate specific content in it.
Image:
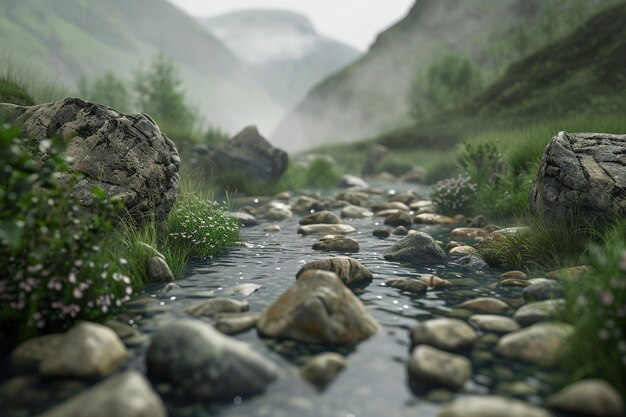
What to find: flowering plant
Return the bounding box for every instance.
[429,174,477,216]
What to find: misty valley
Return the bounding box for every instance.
[0,1,625,417]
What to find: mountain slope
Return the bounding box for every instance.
[272,0,618,152]
[203,9,360,107]
[0,0,283,133]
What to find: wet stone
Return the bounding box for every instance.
[384,278,427,294]
[408,345,472,390]
[419,274,453,289]
[410,318,477,352]
[11,334,64,368]
[496,322,573,365]
[437,395,552,417]
[523,279,564,301]
[459,297,510,314]
[214,312,261,335]
[384,211,412,227]
[372,227,390,238]
[297,224,356,235]
[185,298,250,318]
[298,210,341,225]
[547,379,624,417]
[501,270,528,280]
[341,205,373,219]
[296,256,373,287]
[383,232,447,264]
[312,235,360,252]
[300,352,347,388]
[513,298,566,327]
[391,225,409,236]
[264,224,282,232]
[449,245,477,255]
[469,315,520,334]
[147,256,174,282]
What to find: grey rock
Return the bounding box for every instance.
[214,312,261,335]
[291,196,324,215]
[312,235,359,252]
[529,131,626,225]
[523,279,564,301]
[40,322,127,378]
[147,319,279,400]
[297,224,356,235]
[300,352,347,388]
[469,315,521,334]
[230,212,259,227]
[513,299,566,327]
[496,322,573,365]
[185,298,249,318]
[263,224,282,232]
[410,318,477,352]
[36,371,166,417]
[147,256,174,282]
[341,205,373,219]
[264,206,292,221]
[372,227,391,238]
[335,190,370,206]
[211,126,288,183]
[391,226,409,236]
[454,254,488,271]
[459,297,510,314]
[547,379,624,417]
[384,211,412,227]
[337,174,369,189]
[2,98,179,221]
[222,283,262,297]
[383,232,446,264]
[384,278,427,294]
[408,345,472,390]
[438,395,552,417]
[296,256,372,287]
[257,270,379,346]
[299,210,341,225]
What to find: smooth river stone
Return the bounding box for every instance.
[547,379,624,417]
[410,318,477,352]
[257,270,379,346]
[469,315,521,333]
[419,274,453,289]
[299,210,341,225]
[449,245,477,255]
[384,278,427,294]
[437,395,552,417]
[296,256,372,287]
[300,352,347,388]
[341,205,373,219]
[297,224,356,235]
[408,345,472,390]
[11,334,64,368]
[384,211,412,227]
[383,232,447,264]
[513,298,566,327]
[459,297,510,314]
[495,322,573,365]
[185,298,249,318]
[214,312,261,335]
[413,213,458,225]
[312,235,360,252]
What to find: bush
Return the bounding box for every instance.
[304,157,342,189]
[0,124,133,342]
[429,174,477,216]
[78,71,132,113]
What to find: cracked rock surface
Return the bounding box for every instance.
[1,98,180,221]
[530,131,626,225]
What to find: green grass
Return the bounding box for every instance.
[563,219,626,397]
[0,54,70,103]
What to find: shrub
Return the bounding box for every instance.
[0,124,133,342]
[78,71,132,113]
[429,174,477,216]
[304,157,342,189]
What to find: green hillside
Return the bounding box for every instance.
[0,0,283,133]
[272,0,619,152]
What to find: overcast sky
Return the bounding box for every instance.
[167,0,414,51]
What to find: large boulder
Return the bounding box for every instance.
[1,98,180,220]
[146,319,279,400]
[383,232,447,264]
[257,270,379,346]
[211,126,288,183]
[530,132,626,225]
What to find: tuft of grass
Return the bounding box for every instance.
[0,53,70,104]
[563,219,626,397]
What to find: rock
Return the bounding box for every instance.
[222,283,262,297]
[465,215,487,228]
[214,312,261,335]
[384,278,427,294]
[392,226,409,236]
[36,371,166,417]
[453,254,489,271]
[230,212,259,227]
[104,320,143,340]
[409,200,436,210]
[501,270,528,280]
[372,227,391,238]
[147,319,279,400]
[547,379,624,417]
[300,353,347,388]
[296,256,372,287]
[523,279,564,301]
[2,98,179,221]
[264,206,292,221]
[185,298,249,318]
[147,256,174,282]
[413,213,458,225]
[257,270,379,346]
[11,334,64,368]
[497,278,531,288]
[341,205,373,219]
[495,322,573,365]
[337,174,369,189]
[450,227,483,238]
[408,345,472,390]
[529,131,626,225]
[361,144,389,176]
[312,235,359,252]
[370,202,410,212]
[449,245,477,255]
[384,211,412,227]
[418,274,453,289]
[437,395,552,417]
[459,297,510,314]
[297,224,356,235]
[335,190,370,206]
[291,196,324,215]
[400,167,425,183]
[40,322,127,378]
[299,210,341,225]
[410,318,477,352]
[211,126,288,183]
[264,224,282,232]
[513,299,566,327]
[469,315,521,333]
[383,232,447,264]
[545,265,591,280]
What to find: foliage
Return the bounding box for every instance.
[429,174,477,216]
[564,219,626,397]
[133,53,199,135]
[0,78,34,106]
[0,124,133,342]
[78,71,132,113]
[304,157,342,189]
[0,53,70,104]
[409,54,483,121]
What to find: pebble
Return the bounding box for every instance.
[296,256,373,287]
[419,274,453,289]
[147,256,174,282]
[372,227,391,238]
[501,270,528,280]
[384,278,427,294]
[469,314,521,333]
[523,279,564,301]
[495,322,573,365]
[264,224,282,232]
[459,297,510,314]
[214,312,261,335]
[547,379,624,417]
[312,235,360,252]
[408,345,472,390]
[437,395,552,417]
[184,298,249,318]
[297,224,356,235]
[449,245,477,255]
[513,299,566,327]
[300,352,347,388]
[410,318,477,352]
